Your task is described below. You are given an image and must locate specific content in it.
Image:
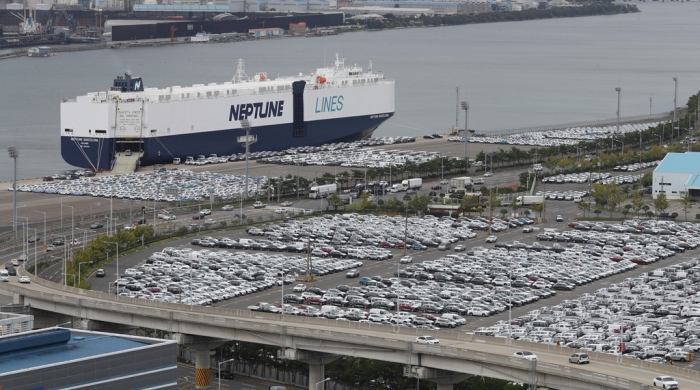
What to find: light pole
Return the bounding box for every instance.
[76,228,88,250]
[615,87,621,147]
[461,101,469,173]
[673,77,678,138]
[218,358,235,390]
[316,377,331,390]
[653,133,662,146]
[8,147,18,237]
[616,140,624,155]
[28,228,37,275]
[62,205,74,246]
[650,96,652,116]
[33,210,46,251]
[240,119,251,201]
[62,273,76,286]
[440,154,445,181]
[105,241,119,286]
[78,261,91,284]
[18,216,29,257]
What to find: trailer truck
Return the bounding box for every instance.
[449,177,472,191]
[309,183,337,199]
[515,195,545,206]
[401,178,422,191]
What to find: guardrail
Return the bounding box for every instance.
[9,274,700,385]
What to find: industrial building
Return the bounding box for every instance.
[0,327,178,390]
[652,152,700,200]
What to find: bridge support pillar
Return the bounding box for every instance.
[173,334,224,389]
[405,366,471,389]
[283,349,340,390]
[195,349,211,389]
[13,292,24,305]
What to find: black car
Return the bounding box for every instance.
[52,239,65,246]
[192,214,205,220]
[215,370,235,379]
[90,222,104,229]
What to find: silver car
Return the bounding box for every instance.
[569,353,590,364]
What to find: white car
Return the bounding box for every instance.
[486,235,497,243]
[281,201,293,207]
[652,376,679,389]
[484,172,493,177]
[18,276,31,284]
[513,351,538,361]
[400,256,413,264]
[556,215,564,222]
[293,284,306,292]
[221,205,234,211]
[416,336,440,345]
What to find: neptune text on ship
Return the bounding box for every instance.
[60,55,395,171]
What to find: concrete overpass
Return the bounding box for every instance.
[3,276,700,390]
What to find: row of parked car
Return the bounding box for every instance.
[475,219,700,372]
[257,147,442,169]
[465,122,660,147]
[15,169,269,203]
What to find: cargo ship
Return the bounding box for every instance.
[60,54,395,171]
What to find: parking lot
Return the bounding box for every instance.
[86,209,700,369]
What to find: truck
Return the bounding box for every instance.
[253,201,267,209]
[309,183,337,199]
[449,176,472,191]
[515,195,545,206]
[401,178,422,191]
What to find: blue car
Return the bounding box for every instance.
[412,243,427,251]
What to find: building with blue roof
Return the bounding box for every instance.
[0,327,177,390]
[653,152,700,200]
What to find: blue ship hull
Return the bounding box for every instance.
[60,113,393,171]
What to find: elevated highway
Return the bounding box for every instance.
[3,275,700,390]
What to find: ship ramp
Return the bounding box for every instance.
[111,153,140,174]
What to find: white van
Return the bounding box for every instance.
[442,313,466,325]
[0,270,8,282]
[369,308,390,317]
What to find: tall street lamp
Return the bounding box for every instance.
[460,101,469,173]
[33,210,46,254]
[218,358,236,390]
[78,262,91,284]
[615,87,621,149]
[673,77,678,137]
[8,147,18,237]
[653,133,662,146]
[316,377,331,390]
[62,205,74,246]
[105,241,119,287]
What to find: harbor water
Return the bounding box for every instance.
[1,2,699,181]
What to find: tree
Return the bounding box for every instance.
[577,201,589,218]
[640,172,652,188]
[385,197,405,213]
[499,209,508,218]
[461,195,480,216]
[653,193,669,215]
[630,191,645,215]
[531,203,544,221]
[407,195,431,216]
[680,193,695,221]
[594,208,602,218]
[359,192,375,211]
[327,193,344,211]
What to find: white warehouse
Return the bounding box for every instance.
[652,152,700,200]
